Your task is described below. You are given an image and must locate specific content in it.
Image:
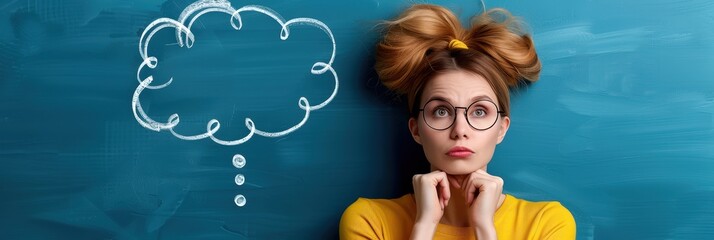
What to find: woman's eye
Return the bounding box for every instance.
[472,108,486,117]
[434,107,450,117]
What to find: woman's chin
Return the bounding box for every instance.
[430,160,487,175]
[439,166,481,175]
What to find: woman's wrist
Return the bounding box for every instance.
[473,221,497,240]
[410,221,438,240]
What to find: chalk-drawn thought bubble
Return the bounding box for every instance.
[132,0,338,207]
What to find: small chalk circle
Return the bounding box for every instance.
[234,174,245,186]
[233,154,246,168]
[234,194,246,207]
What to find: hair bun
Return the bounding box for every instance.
[375,4,465,94]
[466,9,541,86]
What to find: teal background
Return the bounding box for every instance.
[1,0,713,239]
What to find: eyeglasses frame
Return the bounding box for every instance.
[417,99,505,131]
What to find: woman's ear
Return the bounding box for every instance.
[497,116,510,144]
[408,117,422,145]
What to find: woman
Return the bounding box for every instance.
[340,4,576,240]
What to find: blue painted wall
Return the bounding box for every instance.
[1,0,712,239]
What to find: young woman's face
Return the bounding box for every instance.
[409,70,510,175]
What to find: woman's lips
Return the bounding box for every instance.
[447,146,474,158]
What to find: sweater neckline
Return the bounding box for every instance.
[405,194,515,237]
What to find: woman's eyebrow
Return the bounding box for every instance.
[426,95,494,103]
[471,95,493,102]
[426,95,451,102]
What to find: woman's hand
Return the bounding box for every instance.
[449,169,503,239]
[410,170,451,239]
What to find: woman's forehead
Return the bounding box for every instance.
[422,71,498,103]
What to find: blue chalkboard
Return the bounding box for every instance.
[1,0,713,239]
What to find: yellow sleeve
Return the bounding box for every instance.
[339,198,383,240]
[538,202,577,240]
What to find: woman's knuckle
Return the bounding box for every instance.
[495,177,504,184]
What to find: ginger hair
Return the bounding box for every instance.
[375,4,541,117]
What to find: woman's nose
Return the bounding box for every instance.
[450,108,470,139]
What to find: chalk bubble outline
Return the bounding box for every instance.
[132,0,339,145]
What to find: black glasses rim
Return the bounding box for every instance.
[417,99,504,131]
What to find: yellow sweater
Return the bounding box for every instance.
[340,194,575,240]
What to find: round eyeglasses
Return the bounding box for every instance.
[418,99,504,131]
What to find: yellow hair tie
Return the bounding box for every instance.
[448,39,469,50]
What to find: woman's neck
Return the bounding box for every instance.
[440,184,471,227]
[438,175,506,227]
